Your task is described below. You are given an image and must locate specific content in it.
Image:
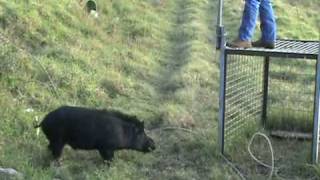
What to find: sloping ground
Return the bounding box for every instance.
[0,0,234,179]
[0,0,319,179]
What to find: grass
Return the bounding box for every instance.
[0,0,319,179]
[0,0,229,179]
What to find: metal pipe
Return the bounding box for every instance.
[312,41,320,164]
[262,56,270,128]
[217,0,223,27]
[218,36,227,154]
[216,0,224,49]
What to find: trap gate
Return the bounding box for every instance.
[216,0,320,164]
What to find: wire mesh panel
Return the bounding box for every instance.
[224,55,265,148]
[267,58,316,132]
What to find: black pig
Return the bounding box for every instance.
[35,106,155,162]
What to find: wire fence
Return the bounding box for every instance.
[224,55,265,144]
[267,58,316,132]
[222,54,318,178]
[223,54,317,145]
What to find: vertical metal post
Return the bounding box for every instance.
[262,56,270,128]
[216,0,224,49]
[217,0,223,27]
[312,43,320,164]
[218,32,227,154]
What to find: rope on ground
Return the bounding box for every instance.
[219,154,246,180]
[155,126,198,135]
[248,132,274,180]
[149,126,212,140]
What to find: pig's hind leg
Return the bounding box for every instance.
[48,140,65,161]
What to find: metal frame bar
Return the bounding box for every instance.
[217,0,223,27]
[218,31,227,154]
[262,56,270,128]
[312,43,320,163]
[225,48,318,59]
[276,39,320,43]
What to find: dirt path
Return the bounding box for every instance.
[144,0,228,179]
[154,0,193,98]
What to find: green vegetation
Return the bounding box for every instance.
[0,0,319,179]
[0,0,227,179]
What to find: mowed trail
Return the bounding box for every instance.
[154,0,194,97]
[145,0,231,179]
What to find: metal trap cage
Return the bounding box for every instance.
[218,38,320,163]
[216,0,320,164]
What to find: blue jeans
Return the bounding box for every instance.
[239,0,276,43]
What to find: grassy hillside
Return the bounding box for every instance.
[0,0,319,179]
[0,0,226,179]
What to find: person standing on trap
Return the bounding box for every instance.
[227,0,277,49]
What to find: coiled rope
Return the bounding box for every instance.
[248,132,274,180]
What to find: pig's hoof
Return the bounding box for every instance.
[103,160,112,166]
[51,159,62,167]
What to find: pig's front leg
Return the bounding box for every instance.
[98,149,114,164]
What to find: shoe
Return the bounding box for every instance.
[226,39,252,48]
[252,39,275,49]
